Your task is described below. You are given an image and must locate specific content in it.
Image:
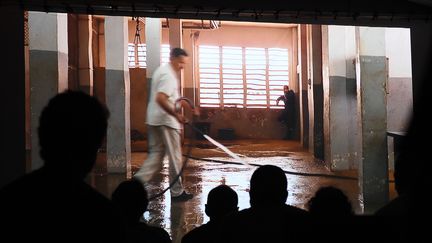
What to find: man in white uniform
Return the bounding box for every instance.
[134,48,196,202]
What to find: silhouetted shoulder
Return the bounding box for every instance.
[219,205,310,243]
[182,222,217,243]
[129,223,171,243]
[284,204,309,215]
[0,167,126,243]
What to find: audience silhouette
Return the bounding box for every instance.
[306,186,361,243]
[0,73,428,243]
[307,186,354,216]
[0,90,125,242]
[374,87,430,242]
[182,185,238,243]
[220,165,310,242]
[112,179,171,243]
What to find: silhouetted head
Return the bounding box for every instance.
[38,90,109,179]
[205,185,238,221]
[111,179,148,224]
[394,144,414,196]
[249,165,288,207]
[307,186,353,216]
[170,47,188,72]
[393,84,431,197]
[283,85,289,93]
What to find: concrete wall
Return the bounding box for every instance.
[322,25,359,170]
[129,68,147,139]
[188,25,298,139]
[310,25,325,159]
[93,67,105,105]
[385,28,412,132]
[198,108,286,139]
[298,25,309,148]
[29,12,69,169]
[385,28,413,168]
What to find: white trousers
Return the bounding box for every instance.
[135,125,184,197]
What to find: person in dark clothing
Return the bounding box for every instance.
[276,85,296,139]
[112,179,171,243]
[0,90,126,243]
[219,165,310,243]
[181,185,238,243]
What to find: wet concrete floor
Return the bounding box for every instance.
[88,139,396,243]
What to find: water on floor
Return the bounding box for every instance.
[88,139,396,243]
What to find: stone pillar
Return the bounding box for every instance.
[168,18,187,138]
[105,16,131,174]
[310,25,324,160]
[29,12,68,170]
[169,19,183,86]
[290,27,300,140]
[0,6,25,188]
[145,17,162,104]
[322,25,358,170]
[78,15,93,95]
[298,25,309,148]
[182,29,195,103]
[356,27,389,213]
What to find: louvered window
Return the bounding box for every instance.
[199,45,289,109]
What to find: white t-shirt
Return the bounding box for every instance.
[146,63,181,130]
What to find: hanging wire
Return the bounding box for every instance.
[131,17,142,68]
[133,17,141,45]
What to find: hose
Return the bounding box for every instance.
[147,97,393,201]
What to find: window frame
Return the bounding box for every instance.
[198,45,289,109]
